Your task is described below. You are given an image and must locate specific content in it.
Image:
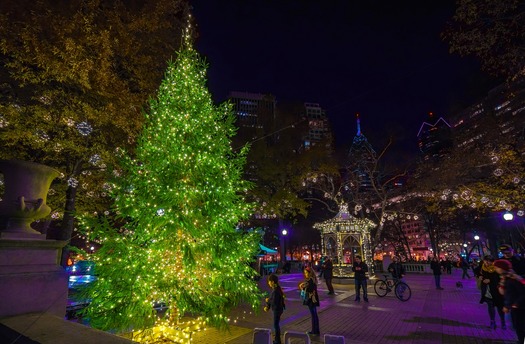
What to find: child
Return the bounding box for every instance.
[264,274,285,344]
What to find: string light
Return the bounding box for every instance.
[76,28,263,340]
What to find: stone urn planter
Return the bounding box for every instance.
[0,160,59,237]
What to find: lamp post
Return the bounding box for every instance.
[281,229,288,264]
[503,212,515,248]
[474,235,482,259]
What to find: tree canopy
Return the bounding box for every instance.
[443,0,525,80]
[0,0,189,248]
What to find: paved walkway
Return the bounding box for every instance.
[191,268,518,344]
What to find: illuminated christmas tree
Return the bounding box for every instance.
[78,27,261,338]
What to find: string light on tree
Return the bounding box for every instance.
[76,25,262,341]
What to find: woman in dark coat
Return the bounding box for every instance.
[479,255,506,329]
[265,274,285,344]
[299,267,320,335]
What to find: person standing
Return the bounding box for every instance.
[445,258,452,274]
[324,257,335,295]
[479,256,506,329]
[299,267,320,336]
[264,274,285,344]
[352,255,369,302]
[430,256,444,290]
[494,259,525,343]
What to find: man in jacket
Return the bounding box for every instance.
[387,256,406,282]
[323,257,335,295]
[499,244,525,276]
[352,255,369,302]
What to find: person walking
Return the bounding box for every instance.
[478,256,506,329]
[352,255,369,302]
[460,257,471,279]
[264,274,285,344]
[299,267,320,336]
[430,256,444,290]
[499,244,525,276]
[494,259,525,343]
[323,257,335,295]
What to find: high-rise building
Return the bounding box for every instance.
[347,114,376,190]
[416,112,452,161]
[303,103,332,149]
[451,81,525,150]
[228,91,276,129]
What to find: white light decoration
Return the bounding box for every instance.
[503,212,514,221]
[517,210,524,217]
[0,115,8,128]
[67,177,79,188]
[36,130,50,141]
[493,168,504,177]
[76,121,93,136]
[89,154,101,165]
[156,209,165,216]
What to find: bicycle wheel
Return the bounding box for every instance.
[395,282,411,301]
[374,280,389,297]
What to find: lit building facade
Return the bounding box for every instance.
[303,102,332,149]
[417,112,453,161]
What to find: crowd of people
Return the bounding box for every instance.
[264,244,525,344]
[472,244,525,343]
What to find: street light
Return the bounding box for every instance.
[503,212,514,221]
[281,229,288,264]
[474,235,482,258]
[503,212,515,248]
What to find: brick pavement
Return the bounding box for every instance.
[191,268,519,344]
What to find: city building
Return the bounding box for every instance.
[401,219,432,261]
[451,81,525,151]
[303,102,332,150]
[416,112,453,161]
[347,114,377,190]
[228,91,276,130]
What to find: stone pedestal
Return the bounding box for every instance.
[0,238,68,318]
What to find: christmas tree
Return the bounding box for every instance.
[78,26,261,337]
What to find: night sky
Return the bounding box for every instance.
[192,0,498,161]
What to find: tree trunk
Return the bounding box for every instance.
[59,161,82,267]
[59,184,77,267]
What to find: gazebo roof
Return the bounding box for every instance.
[313,204,376,233]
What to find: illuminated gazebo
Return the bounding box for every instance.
[313,204,376,277]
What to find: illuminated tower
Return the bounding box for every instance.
[348,113,376,190]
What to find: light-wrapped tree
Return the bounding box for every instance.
[78,30,261,337]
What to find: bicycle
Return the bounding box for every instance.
[373,274,411,301]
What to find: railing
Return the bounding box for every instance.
[402,263,432,274]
